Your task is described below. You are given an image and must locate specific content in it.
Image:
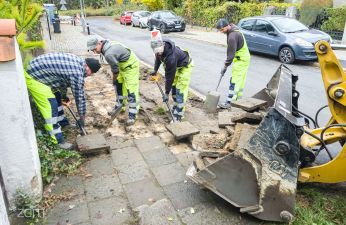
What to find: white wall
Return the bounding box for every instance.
[0,184,10,225]
[0,40,42,205]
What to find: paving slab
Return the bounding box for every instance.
[176,151,200,169]
[88,196,133,225]
[84,155,114,176]
[124,179,166,208]
[166,121,200,140]
[84,174,124,201]
[231,97,267,112]
[136,199,183,225]
[76,133,110,155]
[46,197,89,225]
[225,123,257,152]
[163,180,214,210]
[178,202,244,225]
[218,111,238,128]
[117,160,152,184]
[111,147,144,166]
[135,136,165,153]
[51,175,84,196]
[231,112,263,124]
[152,162,187,186]
[107,136,135,150]
[142,147,177,168]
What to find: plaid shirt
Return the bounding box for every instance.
[27,53,87,116]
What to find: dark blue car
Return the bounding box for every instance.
[238,16,332,63]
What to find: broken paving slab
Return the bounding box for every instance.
[218,111,241,128]
[225,123,257,152]
[166,121,200,140]
[231,112,263,124]
[231,97,267,112]
[76,133,110,155]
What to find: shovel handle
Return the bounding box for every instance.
[216,72,224,91]
[155,82,176,122]
[66,106,87,136]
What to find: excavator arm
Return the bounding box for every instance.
[299,40,346,183]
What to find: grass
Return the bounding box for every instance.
[154,106,166,115]
[292,184,346,225]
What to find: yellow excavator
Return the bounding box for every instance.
[187,40,346,222]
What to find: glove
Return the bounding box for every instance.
[149,71,160,82]
[162,94,169,103]
[62,98,71,107]
[77,118,85,128]
[221,66,227,76]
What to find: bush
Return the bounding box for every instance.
[299,0,332,27]
[321,6,346,32]
[183,1,299,28]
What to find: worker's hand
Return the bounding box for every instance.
[112,73,119,82]
[162,94,169,103]
[149,71,160,82]
[221,66,227,76]
[62,98,72,107]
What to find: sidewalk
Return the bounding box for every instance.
[40,21,259,225]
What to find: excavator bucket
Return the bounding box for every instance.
[187,65,305,222]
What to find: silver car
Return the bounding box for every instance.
[131,11,151,28]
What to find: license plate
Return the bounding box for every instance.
[175,25,181,28]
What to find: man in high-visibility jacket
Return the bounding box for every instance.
[87,37,140,126]
[216,18,251,109]
[149,29,193,122]
[26,53,101,149]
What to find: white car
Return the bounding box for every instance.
[131,11,151,28]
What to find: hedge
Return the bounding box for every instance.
[180,2,300,28]
[321,6,346,32]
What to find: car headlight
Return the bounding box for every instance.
[295,38,313,47]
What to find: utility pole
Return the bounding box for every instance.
[79,0,86,32]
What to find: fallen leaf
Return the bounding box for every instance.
[85,173,93,178]
[167,217,173,221]
[118,208,125,213]
[190,207,195,214]
[148,198,156,203]
[68,205,75,210]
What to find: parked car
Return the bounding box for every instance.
[131,11,151,28]
[238,16,332,63]
[120,11,133,25]
[147,10,185,33]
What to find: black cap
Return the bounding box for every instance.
[216,18,229,29]
[85,58,101,73]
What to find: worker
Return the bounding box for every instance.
[87,37,140,126]
[149,29,193,122]
[25,52,101,149]
[216,18,251,109]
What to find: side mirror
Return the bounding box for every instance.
[268,31,277,36]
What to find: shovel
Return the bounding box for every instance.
[204,72,224,113]
[65,105,87,136]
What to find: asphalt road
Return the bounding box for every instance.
[87,17,331,128]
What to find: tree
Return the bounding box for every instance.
[131,0,163,11]
[299,0,333,27]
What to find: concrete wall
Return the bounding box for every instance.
[0,40,42,205]
[0,184,10,225]
[334,0,346,7]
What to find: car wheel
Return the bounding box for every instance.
[139,22,143,29]
[160,24,167,34]
[148,22,153,31]
[279,47,295,64]
[180,28,185,32]
[132,22,135,27]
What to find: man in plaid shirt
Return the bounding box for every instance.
[25,53,101,149]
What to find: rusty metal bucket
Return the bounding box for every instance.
[187,65,305,222]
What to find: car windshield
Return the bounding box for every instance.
[160,11,176,19]
[140,12,150,17]
[271,18,308,33]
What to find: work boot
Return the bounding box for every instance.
[126,118,135,126]
[218,102,232,109]
[61,123,77,130]
[58,142,74,150]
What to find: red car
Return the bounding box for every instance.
[120,11,133,25]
